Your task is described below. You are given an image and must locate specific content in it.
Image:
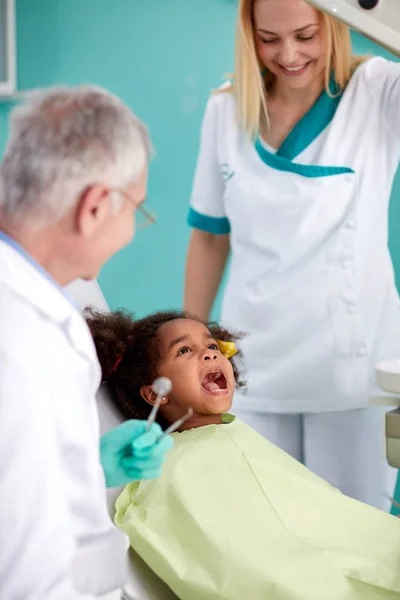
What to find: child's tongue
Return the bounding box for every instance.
[203,381,220,392]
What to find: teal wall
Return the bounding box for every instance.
[5,0,236,318]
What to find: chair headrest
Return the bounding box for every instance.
[97,384,124,436]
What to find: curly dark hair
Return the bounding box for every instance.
[86,308,245,425]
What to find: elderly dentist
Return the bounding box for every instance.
[0,86,173,599]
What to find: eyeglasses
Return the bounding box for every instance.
[110,188,156,230]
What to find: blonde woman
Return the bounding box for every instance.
[184,0,400,510]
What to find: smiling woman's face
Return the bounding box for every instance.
[253,0,326,92]
[147,319,235,424]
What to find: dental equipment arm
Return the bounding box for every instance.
[307,0,400,56]
[308,2,400,146]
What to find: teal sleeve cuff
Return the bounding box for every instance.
[187,207,231,235]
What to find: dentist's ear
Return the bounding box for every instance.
[140,386,170,407]
[75,184,113,236]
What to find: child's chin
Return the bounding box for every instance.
[211,394,233,414]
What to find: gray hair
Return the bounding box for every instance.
[0,84,152,224]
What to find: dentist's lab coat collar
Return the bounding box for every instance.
[0,231,96,364]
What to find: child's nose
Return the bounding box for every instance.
[203,349,218,361]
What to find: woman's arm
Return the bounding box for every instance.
[185,91,231,320]
[362,57,400,138]
[184,229,230,321]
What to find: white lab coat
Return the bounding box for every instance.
[0,238,129,599]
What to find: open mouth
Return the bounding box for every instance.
[201,369,228,395]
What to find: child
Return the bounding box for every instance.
[87,308,400,600]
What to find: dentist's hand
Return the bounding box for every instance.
[100,420,174,488]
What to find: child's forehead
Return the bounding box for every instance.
[157,319,211,343]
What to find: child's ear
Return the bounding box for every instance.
[140,385,169,407]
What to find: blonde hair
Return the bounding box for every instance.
[221,0,367,138]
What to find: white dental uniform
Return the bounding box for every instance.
[0,233,128,599]
[188,57,400,508]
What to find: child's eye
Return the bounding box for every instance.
[298,35,314,42]
[177,346,191,356]
[261,38,276,44]
[208,343,219,351]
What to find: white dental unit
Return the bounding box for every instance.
[66,279,178,600]
[308,0,400,56]
[376,361,400,469]
[305,0,400,471]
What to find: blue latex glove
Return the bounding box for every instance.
[100,420,174,488]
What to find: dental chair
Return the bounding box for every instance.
[66,279,178,600]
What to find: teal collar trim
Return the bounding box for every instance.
[260,76,342,161]
[254,138,354,178]
[255,79,353,177]
[277,84,341,160]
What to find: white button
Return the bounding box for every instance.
[347,304,356,315]
[345,220,356,230]
[342,260,352,270]
[345,175,353,183]
[357,345,367,357]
